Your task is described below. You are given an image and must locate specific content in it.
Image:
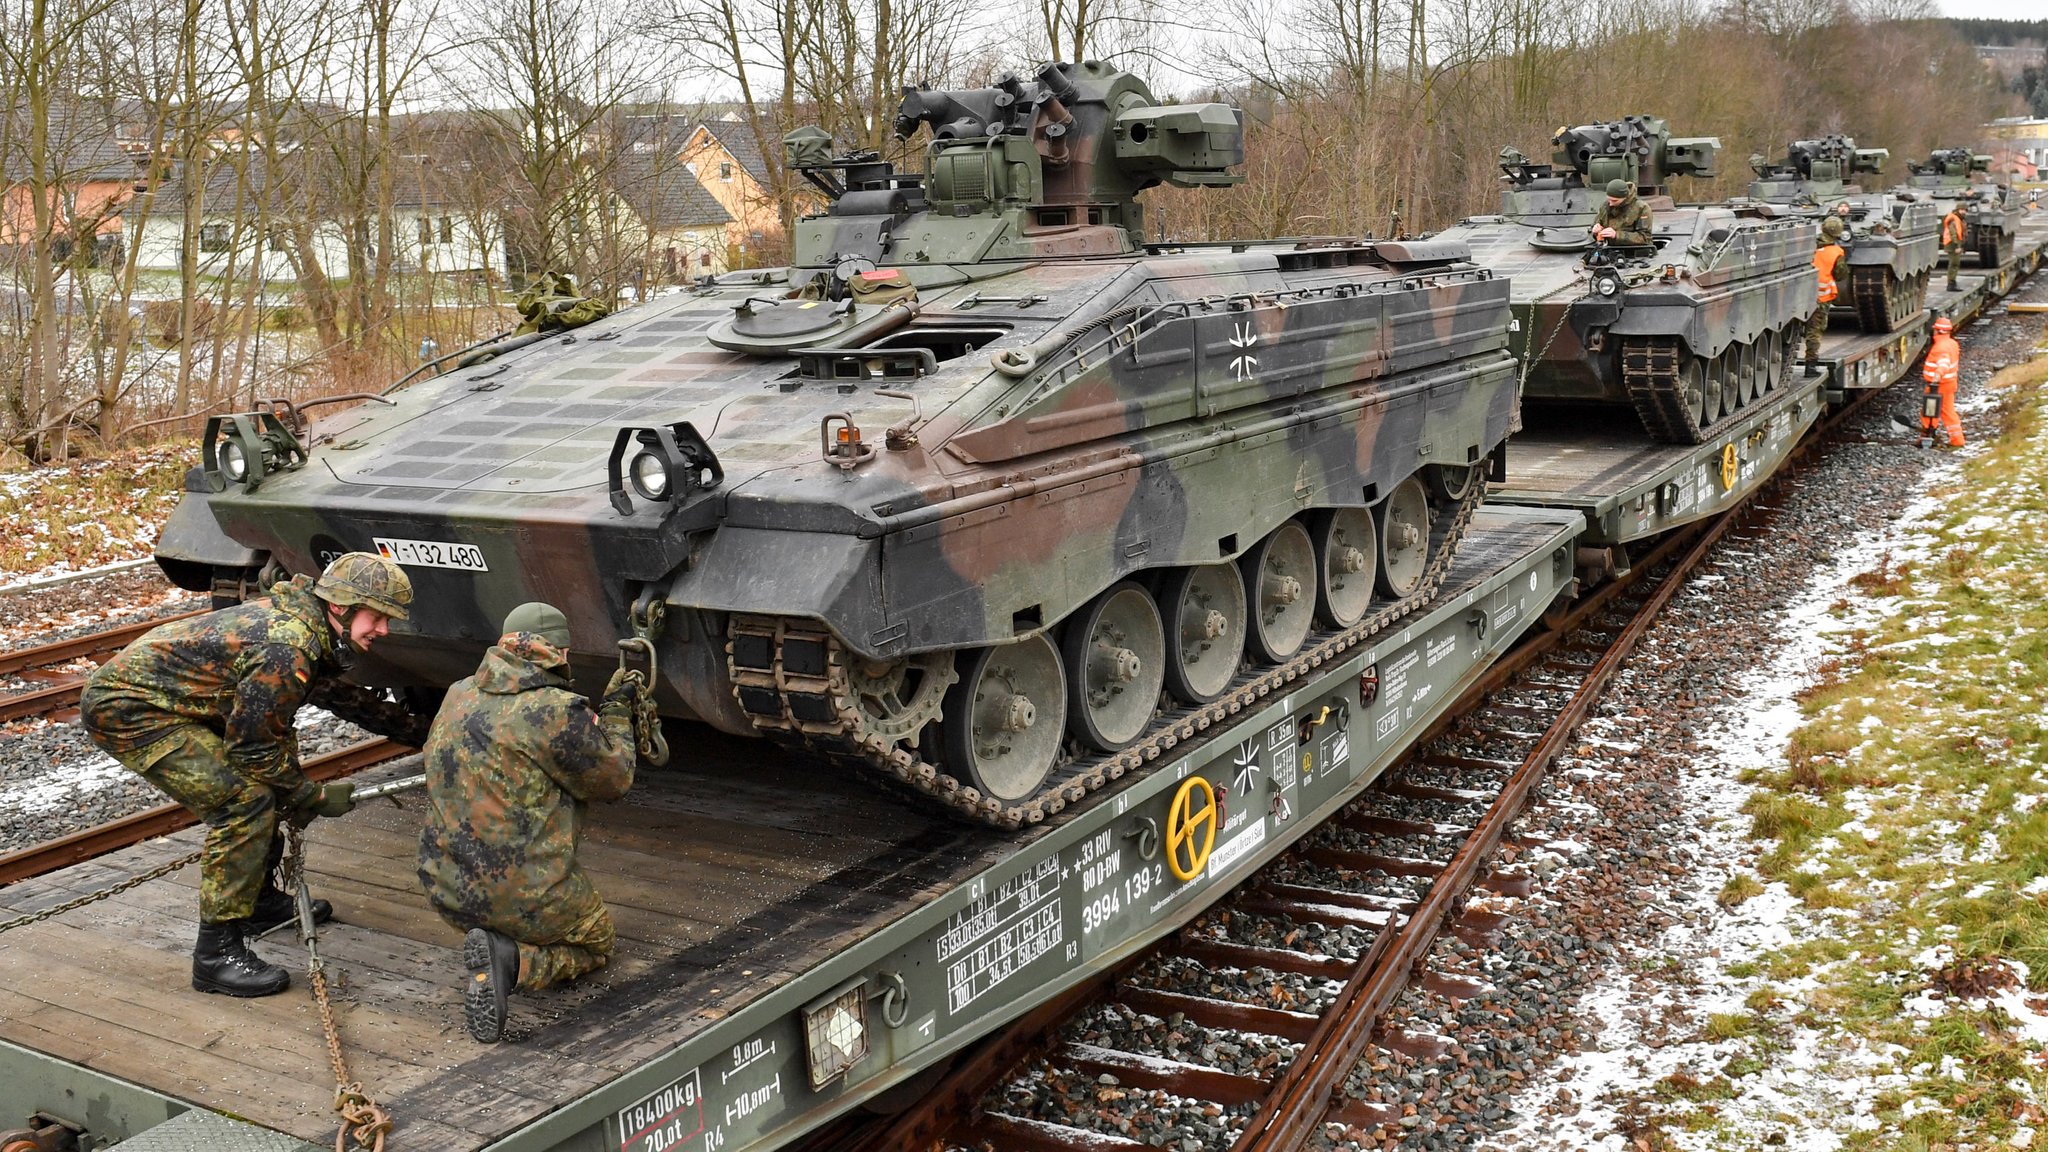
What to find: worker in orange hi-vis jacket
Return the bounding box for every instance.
[1919,315,1964,449]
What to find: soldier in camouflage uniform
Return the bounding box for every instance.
[1592,178,1653,246]
[1941,198,1968,291]
[1805,215,1849,376]
[79,553,413,997]
[416,602,639,1043]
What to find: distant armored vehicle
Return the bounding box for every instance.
[1745,136,1936,332]
[1438,116,1819,443]
[1899,148,2019,267]
[153,62,1519,827]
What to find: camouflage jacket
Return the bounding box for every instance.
[80,575,337,806]
[1594,195,1654,246]
[417,634,636,916]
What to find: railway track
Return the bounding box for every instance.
[0,736,409,885]
[0,608,206,723]
[808,386,1890,1152]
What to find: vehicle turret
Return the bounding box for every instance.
[1493,115,1718,225]
[1896,148,2019,267]
[779,61,1243,282]
[1745,136,1887,202]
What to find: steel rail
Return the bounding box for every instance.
[1231,359,1905,1152]
[1233,478,1747,1151]
[0,609,205,678]
[0,679,85,724]
[816,374,1909,1152]
[0,737,409,886]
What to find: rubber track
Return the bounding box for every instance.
[726,481,1486,829]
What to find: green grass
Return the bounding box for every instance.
[1627,344,2048,1148]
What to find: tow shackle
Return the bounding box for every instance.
[615,637,670,767]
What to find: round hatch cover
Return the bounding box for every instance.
[730,300,847,339]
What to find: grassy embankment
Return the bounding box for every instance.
[1653,343,2048,1149]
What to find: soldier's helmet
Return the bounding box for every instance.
[1605,179,1629,198]
[1821,216,1845,239]
[313,552,413,621]
[502,602,571,649]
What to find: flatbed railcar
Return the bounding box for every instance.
[0,509,1579,1152]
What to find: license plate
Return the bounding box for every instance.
[373,537,489,572]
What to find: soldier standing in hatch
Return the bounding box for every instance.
[416,602,639,1043]
[79,553,413,997]
[1805,216,1849,377]
[1592,178,1653,246]
[1941,197,1968,291]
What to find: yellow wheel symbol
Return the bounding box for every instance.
[1719,442,1738,492]
[1165,776,1218,881]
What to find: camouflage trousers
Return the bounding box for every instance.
[1947,243,1963,287]
[95,725,280,922]
[1804,304,1830,361]
[430,874,615,992]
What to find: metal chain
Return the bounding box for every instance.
[0,850,201,934]
[280,822,392,1152]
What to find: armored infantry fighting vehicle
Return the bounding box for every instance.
[1899,148,2019,267]
[153,62,1519,827]
[1436,116,1820,444]
[1744,137,1936,332]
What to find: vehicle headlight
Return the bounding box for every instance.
[202,412,306,494]
[629,449,671,501]
[220,438,249,483]
[1593,270,1622,298]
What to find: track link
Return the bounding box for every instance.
[1620,334,1696,442]
[1851,265,1924,334]
[727,483,1485,829]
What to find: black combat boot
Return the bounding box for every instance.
[192,920,292,997]
[462,928,520,1043]
[244,884,333,937]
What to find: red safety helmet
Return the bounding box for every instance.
[1933,315,1953,334]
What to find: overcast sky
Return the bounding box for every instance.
[1937,0,2047,21]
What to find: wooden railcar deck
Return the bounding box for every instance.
[0,740,998,1148]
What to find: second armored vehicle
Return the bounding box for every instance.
[1437,116,1819,444]
[153,63,1520,827]
[1900,148,2019,267]
[1744,136,1937,332]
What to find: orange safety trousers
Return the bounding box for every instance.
[1921,335,1964,447]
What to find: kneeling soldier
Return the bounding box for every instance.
[416,602,638,1042]
[79,552,412,997]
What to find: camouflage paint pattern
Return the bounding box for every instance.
[80,574,335,809]
[1439,117,1818,440]
[1741,137,1938,332]
[1897,150,2020,266]
[417,632,634,990]
[155,61,1519,793]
